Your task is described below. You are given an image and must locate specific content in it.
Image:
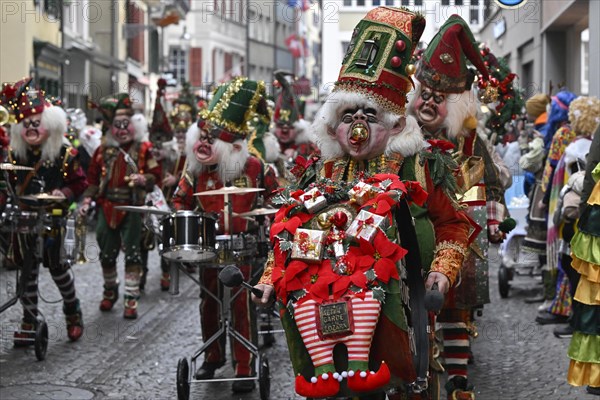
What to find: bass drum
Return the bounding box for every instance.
[161,211,217,263]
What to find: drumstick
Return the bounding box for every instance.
[219,265,270,299]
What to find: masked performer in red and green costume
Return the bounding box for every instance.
[172,77,279,393]
[408,15,512,399]
[272,70,318,161]
[252,8,471,399]
[80,93,161,319]
[1,79,87,343]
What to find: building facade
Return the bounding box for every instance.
[477,0,598,98]
[322,0,489,90]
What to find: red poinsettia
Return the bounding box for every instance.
[303,259,340,303]
[290,155,318,178]
[367,173,407,192]
[404,181,428,207]
[329,255,369,299]
[362,192,398,217]
[271,239,313,303]
[347,234,407,284]
[270,207,312,241]
[427,139,455,153]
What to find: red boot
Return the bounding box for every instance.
[160,272,170,291]
[123,296,138,319]
[346,361,391,392]
[295,372,340,398]
[100,285,119,311]
[64,299,84,342]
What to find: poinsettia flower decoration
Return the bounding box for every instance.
[366,173,407,192]
[272,259,307,304]
[404,181,428,206]
[330,255,369,299]
[270,207,312,241]
[362,192,398,219]
[347,233,407,284]
[427,139,455,153]
[290,155,318,179]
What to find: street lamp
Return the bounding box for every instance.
[180,26,191,83]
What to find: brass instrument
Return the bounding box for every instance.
[0,105,9,126]
[75,212,88,264]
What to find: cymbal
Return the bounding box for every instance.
[114,205,172,215]
[234,208,278,217]
[1,163,34,171]
[20,193,67,202]
[194,186,265,196]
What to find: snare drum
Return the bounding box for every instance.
[161,211,217,262]
[215,234,258,264]
[15,211,39,234]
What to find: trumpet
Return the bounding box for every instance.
[75,211,88,264]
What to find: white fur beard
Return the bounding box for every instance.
[185,133,250,184]
[9,106,67,162]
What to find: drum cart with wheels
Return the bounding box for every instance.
[170,260,271,400]
[160,187,273,400]
[0,204,50,361]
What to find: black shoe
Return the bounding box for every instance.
[535,311,569,325]
[553,324,574,338]
[232,376,256,393]
[587,386,600,396]
[194,361,224,380]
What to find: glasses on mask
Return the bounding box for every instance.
[199,134,214,144]
[113,120,130,129]
[421,91,445,105]
[23,119,41,129]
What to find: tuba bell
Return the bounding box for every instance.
[0,105,9,126]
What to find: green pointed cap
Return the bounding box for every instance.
[415,14,489,93]
[273,70,301,126]
[198,77,267,142]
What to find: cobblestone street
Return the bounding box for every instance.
[0,241,594,399]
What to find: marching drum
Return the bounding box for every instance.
[0,210,41,234]
[16,211,40,234]
[161,211,217,263]
[215,234,258,264]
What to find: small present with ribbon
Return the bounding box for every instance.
[326,227,347,258]
[346,210,385,243]
[291,228,326,261]
[348,182,382,206]
[302,187,328,214]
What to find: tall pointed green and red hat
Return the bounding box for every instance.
[273,70,302,126]
[1,78,50,122]
[415,14,489,93]
[198,77,268,143]
[170,81,197,131]
[334,7,426,114]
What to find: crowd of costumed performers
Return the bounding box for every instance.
[252,8,483,400]
[407,15,515,398]
[1,5,599,399]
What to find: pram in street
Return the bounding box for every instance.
[498,175,542,298]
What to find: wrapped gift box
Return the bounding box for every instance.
[327,228,346,258]
[291,228,326,261]
[348,182,382,205]
[346,210,385,243]
[302,187,328,214]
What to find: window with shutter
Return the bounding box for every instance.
[190,47,203,87]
